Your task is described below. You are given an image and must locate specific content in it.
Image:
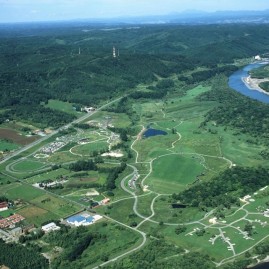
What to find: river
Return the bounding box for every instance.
[228,62,269,104]
[250,262,269,269]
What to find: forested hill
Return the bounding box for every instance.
[1,23,269,127]
[199,75,269,143]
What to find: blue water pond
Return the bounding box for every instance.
[143,128,167,138]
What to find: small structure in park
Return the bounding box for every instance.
[100,198,110,205]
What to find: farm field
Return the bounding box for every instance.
[17,205,59,226]
[0,128,38,145]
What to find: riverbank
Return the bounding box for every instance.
[249,256,269,269]
[242,76,269,96]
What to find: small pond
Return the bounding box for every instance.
[143,128,167,138]
[171,204,187,209]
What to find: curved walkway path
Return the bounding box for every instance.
[115,118,265,267]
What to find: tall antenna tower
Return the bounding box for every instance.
[113,46,116,58]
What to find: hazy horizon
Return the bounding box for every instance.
[0,0,269,23]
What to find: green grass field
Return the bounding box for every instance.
[133,134,178,162]
[17,205,60,226]
[4,184,45,201]
[83,222,142,269]
[0,209,15,218]
[146,154,204,194]
[30,194,81,217]
[71,141,108,156]
[26,168,70,184]
[0,139,19,151]
[11,160,47,172]
[101,199,142,226]
[48,151,79,163]
[66,171,107,186]
[45,99,81,117]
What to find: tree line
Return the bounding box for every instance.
[172,166,269,209]
[0,239,48,269]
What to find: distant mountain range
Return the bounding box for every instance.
[76,10,269,25]
[1,9,269,29]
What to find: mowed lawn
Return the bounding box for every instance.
[45,99,80,117]
[146,154,204,193]
[12,160,46,172]
[4,184,44,200]
[72,141,108,155]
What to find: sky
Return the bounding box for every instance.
[0,0,269,23]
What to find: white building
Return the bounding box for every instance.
[263,209,269,217]
[84,107,95,113]
[41,222,61,233]
[254,55,262,61]
[66,213,102,227]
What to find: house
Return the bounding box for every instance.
[84,107,95,113]
[0,202,8,212]
[263,209,269,217]
[101,198,110,205]
[41,222,61,233]
[0,214,25,229]
[254,55,261,61]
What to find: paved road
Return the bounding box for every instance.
[0,96,124,165]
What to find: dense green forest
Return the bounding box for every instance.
[1,23,269,127]
[200,75,269,143]
[260,81,269,92]
[172,166,269,208]
[0,239,48,269]
[103,240,214,269]
[43,225,99,268]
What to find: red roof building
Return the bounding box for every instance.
[0,214,25,228]
[0,202,8,212]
